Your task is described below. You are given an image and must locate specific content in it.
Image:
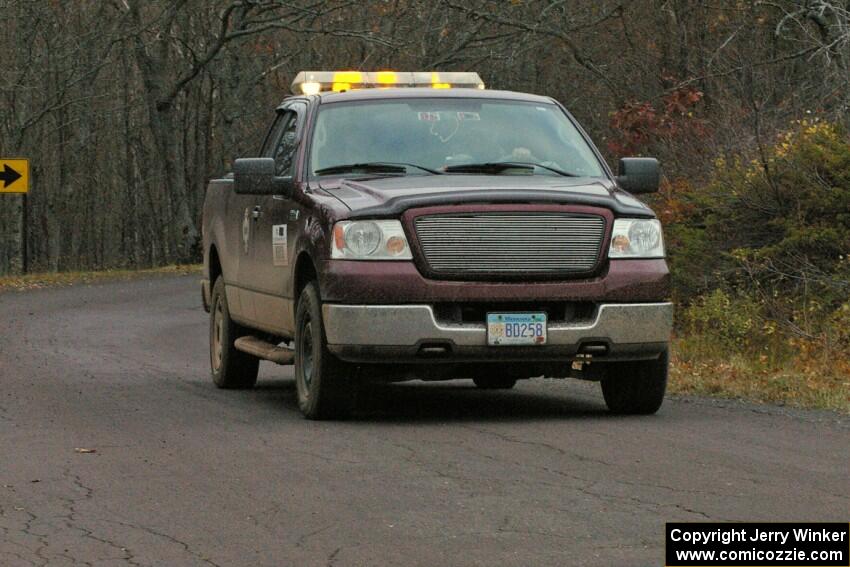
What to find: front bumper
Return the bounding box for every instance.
[323,302,672,363]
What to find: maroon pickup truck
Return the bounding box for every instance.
[201,71,672,419]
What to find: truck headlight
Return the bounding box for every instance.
[609,219,665,258]
[331,220,413,260]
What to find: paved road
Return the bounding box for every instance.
[0,275,847,566]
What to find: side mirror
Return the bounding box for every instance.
[233,158,294,197]
[616,157,660,194]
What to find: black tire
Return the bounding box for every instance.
[209,277,259,389]
[600,349,668,414]
[473,376,518,390]
[294,282,355,420]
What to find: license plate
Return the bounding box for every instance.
[487,312,547,346]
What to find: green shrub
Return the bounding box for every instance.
[682,289,762,348]
[827,303,850,351]
[669,119,850,350]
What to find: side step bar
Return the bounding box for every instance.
[234,336,295,365]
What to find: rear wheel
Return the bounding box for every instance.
[600,349,668,414]
[294,282,355,420]
[209,277,259,389]
[473,376,518,390]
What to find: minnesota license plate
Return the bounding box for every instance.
[487,313,547,346]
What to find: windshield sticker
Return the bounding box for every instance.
[429,116,459,143]
[457,111,480,121]
[418,111,440,122]
[272,224,288,266]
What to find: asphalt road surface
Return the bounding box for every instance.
[1,275,847,567]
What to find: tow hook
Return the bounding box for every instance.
[572,353,592,371]
[573,342,609,371]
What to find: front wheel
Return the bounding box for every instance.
[294,282,355,420]
[600,349,668,414]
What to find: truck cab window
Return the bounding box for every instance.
[272,111,298,177]
[261,114,286,157]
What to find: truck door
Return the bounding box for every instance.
[247,102,307,335]
[230,111,288,326]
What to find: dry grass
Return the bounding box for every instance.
[669,336,850,413]
[0,264,201,292]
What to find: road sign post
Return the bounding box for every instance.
[0,159,30,273]
[22,192,28,273]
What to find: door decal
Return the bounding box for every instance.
[272,224,288,266]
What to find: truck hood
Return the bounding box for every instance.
[317,174,655,218]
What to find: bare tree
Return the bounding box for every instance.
[1,0,847,275]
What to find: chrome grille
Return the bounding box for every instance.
[414,213,606,275]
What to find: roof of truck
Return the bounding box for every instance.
[319,87,553,103]
[280,88,555,108]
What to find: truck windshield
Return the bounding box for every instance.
[309,98,605,178]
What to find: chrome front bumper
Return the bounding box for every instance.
[322,303,672,360]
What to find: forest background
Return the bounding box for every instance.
[1,1,848,409]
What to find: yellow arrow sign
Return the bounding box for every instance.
[0,159,29,194]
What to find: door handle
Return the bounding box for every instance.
[252,205,262,220]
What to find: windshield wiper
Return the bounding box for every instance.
[443,161,577,177]
[314,163,406,176]
[504,161,578,177]
[444,162,533,174]
[376,162,443,174]
[314,162,441,176]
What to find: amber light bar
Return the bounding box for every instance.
[290,71,485,95]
